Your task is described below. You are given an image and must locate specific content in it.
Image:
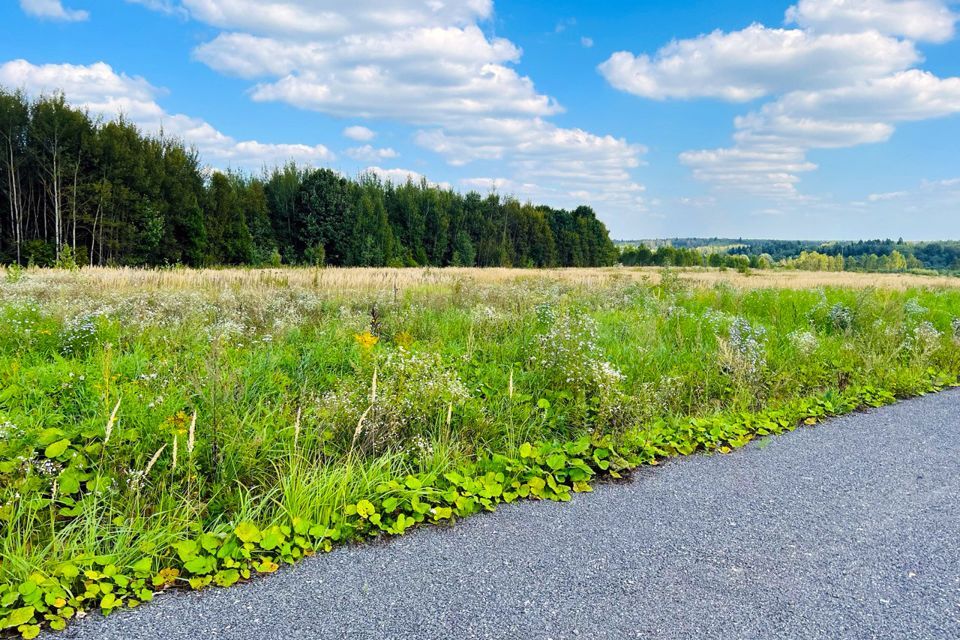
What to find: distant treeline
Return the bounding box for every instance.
[621,238,960,273]
[0,89,617,268]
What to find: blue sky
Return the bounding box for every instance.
[2,0,959,240]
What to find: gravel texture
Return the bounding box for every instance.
[56,389,960,640]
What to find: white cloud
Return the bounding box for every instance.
[343,125,376,141]
[581,37,594,48]
[175,0,493,37]
[193,26,553,122]
[751,70,960,125]
[598,24,918,101]
[125,0,189,17]
[679,148,815,198]
[461,177,517,191]
[689,70,960,195]
[345,145,399,162]
[786,0,958,43]
[850,176,960,220]
[19,0,88,22]
[0,59,333,169]
[925,177,960,188]
[868,190,909,201]
[362,166,451,190]
[602,1,960,203]
[415,117,647,212]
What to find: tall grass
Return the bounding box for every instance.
[1,267,959,611]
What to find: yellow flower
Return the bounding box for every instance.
[394,331,414,349]
[354,331,379,350]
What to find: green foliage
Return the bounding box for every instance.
[52,246,78,271]
[0,89,615,269]
[620,238,960,274]
[0,274,959,637]
[3,265,24,284]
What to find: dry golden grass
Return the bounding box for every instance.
[4,265,958,294]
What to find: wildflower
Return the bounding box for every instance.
[914,321,942,353]
[33,458,63,477]
[354,331,379,350]
[789,330,819,356]
[0,420,23,441]
[321,348,469,454]
[904,298,927,317]
[534,303,556,325]
[719,317,767,377]
[828,303,853,331]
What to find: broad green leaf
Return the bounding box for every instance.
[131,557,152,575]
[234,522,261,544]
[356,500,376,518]
[3,607,34,629]
[546,453,566,471]
[44,439,71,459]
[19,624,40,639]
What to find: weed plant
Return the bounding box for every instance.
[1,268,959,637]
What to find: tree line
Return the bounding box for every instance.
[618,244,952,274]
[0,89,618,268]
[724,239,960,271]
[624,239,960,273]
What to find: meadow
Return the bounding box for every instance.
[1,266,960,638]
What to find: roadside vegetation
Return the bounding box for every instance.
[1,266,959,637]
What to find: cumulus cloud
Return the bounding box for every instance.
[174,0,493,37]
[598,25,918,101]
[751,70,960,124]
[19,0,88,22]
[134,0,647,221]
[193,26,553,121]
[679,148,817,198]
[0,59,333,169]
[685,70,960,196]
[786,0,958,43]
[362,166,451,190]
[602,0,960,201]
[415,117,646,211]
[345,145,399,162]
[343,125,376,141]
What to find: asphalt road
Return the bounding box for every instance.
[56,389,960,640]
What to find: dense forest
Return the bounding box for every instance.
[0,89,617,268]
[622,238,960,273]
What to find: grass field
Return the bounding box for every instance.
[8,265,960,292]
[2,266,960,637]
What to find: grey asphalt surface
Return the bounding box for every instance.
[56,389,960,640]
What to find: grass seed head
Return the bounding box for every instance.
[187,411,197,454]
[104,396,122,445]
[144,444,167,479]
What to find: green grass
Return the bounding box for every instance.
[1,269,960,637]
